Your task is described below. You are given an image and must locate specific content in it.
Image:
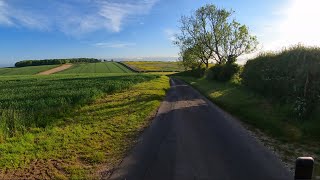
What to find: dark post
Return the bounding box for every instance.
[295,157,314,180]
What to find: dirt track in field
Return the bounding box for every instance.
[37,64,72,75]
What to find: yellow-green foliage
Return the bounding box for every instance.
[0,76,169,179]
[124,61,184,72]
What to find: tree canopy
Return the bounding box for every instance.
[175,4,258,68]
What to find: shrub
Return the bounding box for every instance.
[207,63,240,82]
[241,45,320,119]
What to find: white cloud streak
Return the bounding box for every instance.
[94,42,136,48]
[0,0,14,26]
[0,0,158,35]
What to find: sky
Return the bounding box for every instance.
[0,0,320,66]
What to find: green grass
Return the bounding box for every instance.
[0,74,156,139]
[175,76,320,177]
[0,75,169,179]
[124,61,184,72]
[176,76,295,139]
[58,62,132,74]
[0,65,59,76]
[176,76,320,141]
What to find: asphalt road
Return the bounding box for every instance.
[108,78,293,180]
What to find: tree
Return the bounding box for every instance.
[180,46,202,70]
[175,4,258,68]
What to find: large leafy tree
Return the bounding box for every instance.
[175,4,258,68]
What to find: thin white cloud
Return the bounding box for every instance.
[0,0,13,25]
[0,0,159,35]
[94,42,136,48]
[99,0,158,32]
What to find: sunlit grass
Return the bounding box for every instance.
[0,75,169,179]
[0,73,154,139]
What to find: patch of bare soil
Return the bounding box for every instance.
[38,64,72,75]
[0,159,68,180]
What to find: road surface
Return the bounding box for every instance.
[108,78,293,180]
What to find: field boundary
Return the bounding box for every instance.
[37,64,73,75]
[117,62,140,72]
[118,61,183,73]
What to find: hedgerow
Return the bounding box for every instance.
[241,45,320,118]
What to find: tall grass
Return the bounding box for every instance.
[0,74,157,140]
[242,45,320,119]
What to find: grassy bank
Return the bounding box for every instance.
[0,75,169,179]
[175,76,320,176]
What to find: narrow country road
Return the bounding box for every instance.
[108,78,293,180]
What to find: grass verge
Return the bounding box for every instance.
[175,76,320,178]
[0,76,170,179]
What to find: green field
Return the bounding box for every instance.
[0,73,169,179]
[0,74,152,138]
[58,62,132,74]
[0,65,59,76]
[123,61,184,72]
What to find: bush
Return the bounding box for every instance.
[207,63,240,82]
[241,45,320,119]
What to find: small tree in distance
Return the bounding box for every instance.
[175,4,258,69]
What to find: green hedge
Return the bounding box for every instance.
[207,63,240,82]
[15,58,101,67]
[241,46,320,117]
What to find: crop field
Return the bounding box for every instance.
[0,65,59,76]
[123,61,184,72]
[0,74,152,139]
[58,62,132,74]
[0,73,169,179]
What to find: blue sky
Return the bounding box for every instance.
[0,0,319,65]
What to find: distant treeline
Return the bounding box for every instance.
[15,58,101,67]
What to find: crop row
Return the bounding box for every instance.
[0,74,157,140]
